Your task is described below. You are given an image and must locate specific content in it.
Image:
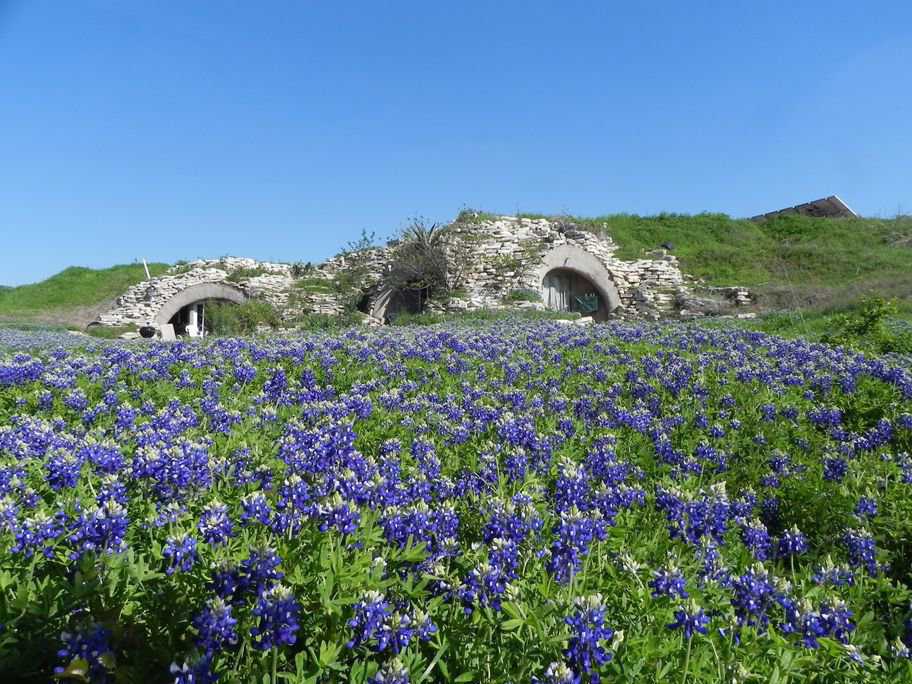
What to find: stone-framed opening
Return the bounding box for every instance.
[367,284,430,323]
[536,245,621,321]
[154,282,248,336]
[542,268,611,320]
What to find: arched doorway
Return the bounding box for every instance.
[154,282,248,337]
[536,245,621,321]
[542,268,610,319]
[367,285,429,323]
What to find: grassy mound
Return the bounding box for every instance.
[500,212,912,312]
[0,263,169,328]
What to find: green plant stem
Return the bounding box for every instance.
[682,635,692,684]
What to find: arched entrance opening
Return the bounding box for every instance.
[154,282,248,337]
[536,245,621,321]
[368,284,429,323]
[542,268,611,320]
[168,298,243,337]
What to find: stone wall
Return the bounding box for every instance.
[95,214,749,328]
[439,216,685,318]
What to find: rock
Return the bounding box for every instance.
[574,316,594,326]
[119,332,141,340]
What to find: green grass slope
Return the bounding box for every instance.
[0,263,170,328]
[503,211,912,312]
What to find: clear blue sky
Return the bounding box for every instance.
[1,1,910,285]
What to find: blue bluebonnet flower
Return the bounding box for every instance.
[68,501,128,559]
[317,493,360,535]
[45,449,82,491]
[11,510,64,559]
[250,584,300,650]
[812,557,855,587]
[535,661,581,684]
[240,491,272,526]
[844,529,879,575]
[547,508,608,584]
[667,601,710,639]
[650,566,688,599]
[854,497,878,519]
[169,656,217,684]
[193,597,238,654]
[347,591,390,650]
[54,624,114,683]
[239,546,285,595]
[162,534,197,575]
[347,591,436,654]
[197,501,233,546]
[564,594,614,683]
[731,565,776,631]
[823,457,848,482]
[368,658,410,684]
[741,519,772,561]
[778,526,809,558]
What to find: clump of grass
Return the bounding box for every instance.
[85,324,138,339]
[504,288,542,303]
[292,312,364,331]
[225,267,269,283]
[293,277,335,294]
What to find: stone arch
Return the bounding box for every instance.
[153,282,248,325]
[536,244,621,317]
[367,286,429,323]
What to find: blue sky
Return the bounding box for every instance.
[1,1,910,285]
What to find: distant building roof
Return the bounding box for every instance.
[750,195,858,221]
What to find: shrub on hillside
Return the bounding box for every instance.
[206,300,280,335]
[821,297,912,354]
[504,288,542,303]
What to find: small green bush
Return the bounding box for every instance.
[292,312,363,331]
[225,267,268,283]
[820,297,912,354]
[206,300,280,336]
[504,288,542,303]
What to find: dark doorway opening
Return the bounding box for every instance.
[541,268,610,321]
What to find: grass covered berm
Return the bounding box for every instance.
[0,263,170,329]
[507,212,912,312]
[2,212,912,334]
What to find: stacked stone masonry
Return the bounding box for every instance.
[96,215,750,328]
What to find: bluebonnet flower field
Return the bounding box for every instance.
[1,321,912,683]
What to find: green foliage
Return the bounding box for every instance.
[513,212,912,311]
[821,298,912,354]
[454,208,500,223]
[85,324,138,339]
[0,263,170,317]
[387,220,450,295]
[504,288,542,303]
[292,312,364,331]
[293,277,335,294]
[206,300,281,335]
[290,262,315,278]
[225,267,269,283]
[341,229,380,256]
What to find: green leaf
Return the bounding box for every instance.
[53,658,90,682]
[501,618,523,631]
[454,672,475,682]
[319,640,341,668]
